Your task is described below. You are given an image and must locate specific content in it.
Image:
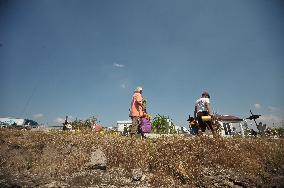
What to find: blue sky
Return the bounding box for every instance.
[0,0,284,128]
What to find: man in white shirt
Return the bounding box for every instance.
[194,91,215,135]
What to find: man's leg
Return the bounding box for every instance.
[130,116,139,137]
[197,115,205,136]
[206,121,216,137]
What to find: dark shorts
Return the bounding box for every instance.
[191,127,199,135]
[130,116,139,134]
[197,111,214,132]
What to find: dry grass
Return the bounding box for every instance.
[0,129,284,187]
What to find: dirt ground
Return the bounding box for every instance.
[0,129,284,187]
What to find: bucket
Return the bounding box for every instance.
[201,115,211,121]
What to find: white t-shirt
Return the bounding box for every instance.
[195,97,210,113]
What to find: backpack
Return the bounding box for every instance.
[140,117,152,133]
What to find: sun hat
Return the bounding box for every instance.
[135,86,143,92]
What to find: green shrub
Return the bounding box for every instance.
[152,115,176,134]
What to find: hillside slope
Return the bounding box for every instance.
[0,129,283,187]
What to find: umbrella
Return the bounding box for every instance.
[215,115,243,123]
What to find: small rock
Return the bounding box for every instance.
[109,186,117,188]
[213,183,219,187]
[132,168,143,181]
[43,181,69,188]
[43,181,57,188]
[87,148,107,170]
[140,175,146,181]
[223,180,235,187]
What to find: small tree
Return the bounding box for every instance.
[152,115,176,134]
[275,127,284,137]
[71,116,98,130]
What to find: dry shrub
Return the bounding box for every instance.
[0,129,284,187]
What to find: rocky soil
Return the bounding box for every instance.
[0,129,284,187]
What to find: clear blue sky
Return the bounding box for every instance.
[0,0,283,127]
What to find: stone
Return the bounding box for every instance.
[87,148,107,170]
[132,168,143,181]
[43,181,69,188]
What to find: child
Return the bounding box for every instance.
[187,115,198,135]
[139,113,152,139]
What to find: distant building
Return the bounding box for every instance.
[0,117,39,128]
[175,125,190,134]
[116,120,132,132]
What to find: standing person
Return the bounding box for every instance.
[123,124,129,136]
[129,86,143,137]
[194,91,215,136]
[62,116,68,131]
[62,116,72,131]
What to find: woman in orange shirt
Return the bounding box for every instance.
[129,86,143,137]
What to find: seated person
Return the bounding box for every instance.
[62,116,72,131]
[187,116,198,135]
[194,91,215,136]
